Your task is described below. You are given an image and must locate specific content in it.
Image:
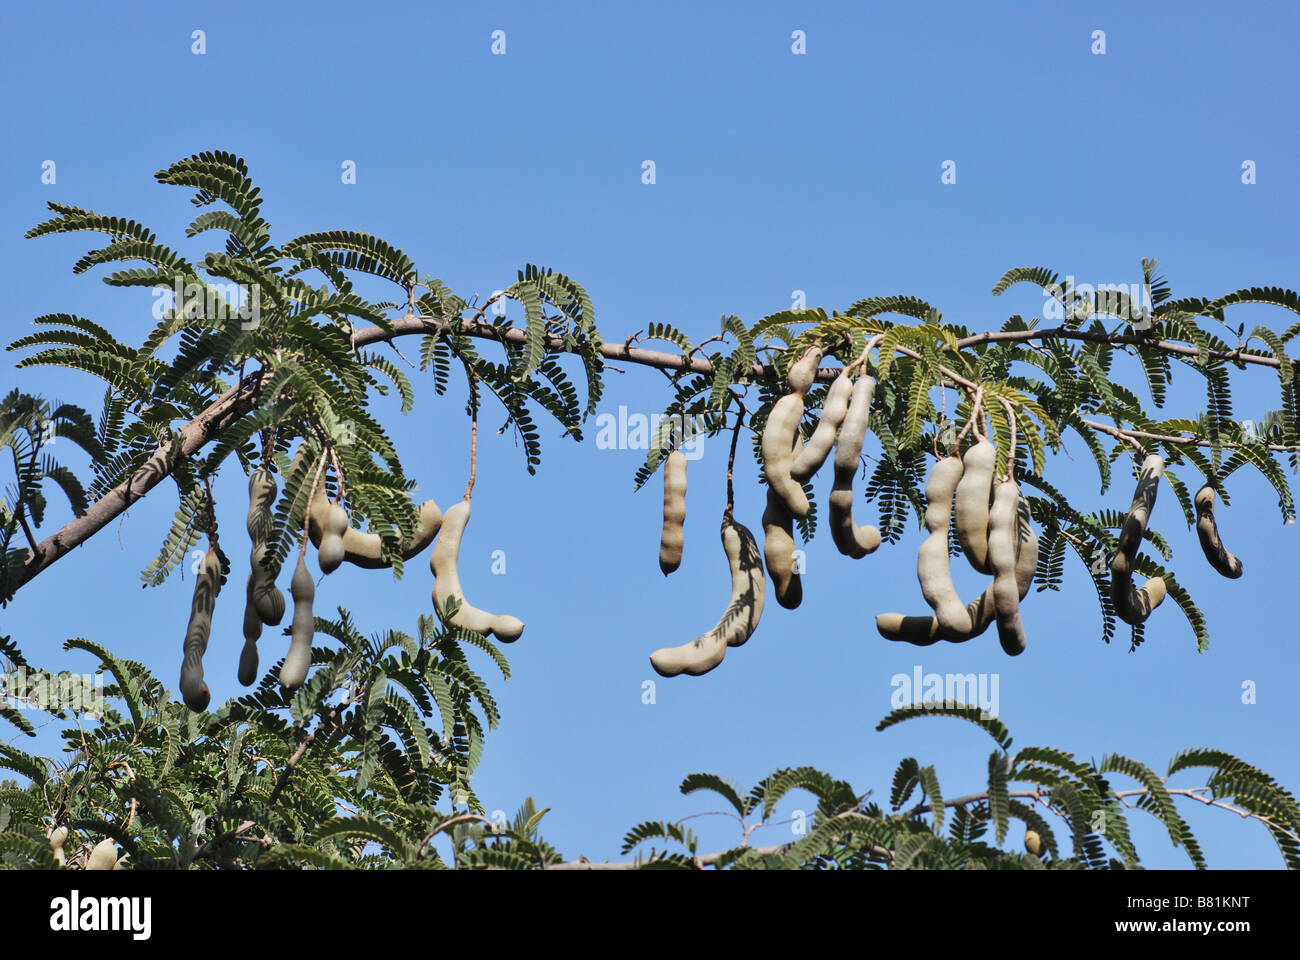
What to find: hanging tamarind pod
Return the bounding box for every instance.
[279,553,315,691]
[954,440,996,574]
[649,515,765,677]
[827,374,882,558]
[431,500,525,642]
[761,345,823,518]
[1194,484,1244,579]
[180,545,220,712]
[659,450,687,575]
[762,487,803,609]
[988,478,1028,656]
[1111,454,1168,625]
[790,371,853,482]
[238,572,262,686]
[918,456,974,635]
[247,469,285,626]
[877,495,1037,646]
[306,491,443,570]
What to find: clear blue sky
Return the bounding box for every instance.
[2,0,1297,867]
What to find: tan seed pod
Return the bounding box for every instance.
[785,345,825,395]
[762,393,811,518]
[307,492,443,569]
[247,469,286,626]
[762,488,802,610]
[828,374,882,558]
[649,515,765,677]
[431,500,525,642]
[238,572,262,687]
[316,502,350,574]
[1111,455,1167,625]
[878,495,1037,646]
[790,371,853,482]
[180,546,220,712]
[659,450,687,576]
[1194,484,1244,579]
[954,440,996,574]
[48,825,69,866]
[918,456,973,635]
[988,479,1028,656]
[1024,830,1043,856]
[84,838,118,871]
[279,553,315,691]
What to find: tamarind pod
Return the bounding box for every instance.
[878,495,1037,646]
[761,393,811,518]
[1194,484,1244,579]
[988,479,1028,656]
[430,501,525,642]
[239,572,262,687]
[246,468,277,541]
[179,546,220,712]
[918,457,973,635]
[49,825,68,866]
[659,450,687,576]
[249,543,286,625]
[280,553,315,691]
[790,372,853,482]
[1110,455,1168,625]
[762,488,802,609]
[649,516,765,677]
[317,502,350,574]
[307,493,444,569]
[786,345,825,395]
[828,375,882,558]
[954,440,996,574]
[85,838,119,871]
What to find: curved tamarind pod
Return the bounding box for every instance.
[431,501,525,642]
[659,450,687,576]
[1111,455,1168,625]
[762,393,811,518]
[649,516,765,677]
[317,502,349,574]
[762,488,802,609]
[786,345,825,395]
[790,372,853,482]
[85,838,119,871]
[280,554,315,691]
[247,470,285,626]
[307,493,443,570]
[760,346,825,518]
[878,496,1037,646]
[988,479,1028,656]
[238,572,262,686]
[180,546,220,712]
[918,457,973,635]
[954,440,996,574]
[49,825,68,866]
[1194,484,1244,579]
[828,374,882,558]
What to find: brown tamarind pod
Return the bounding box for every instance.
[247,469,285,625]
[790,371,853,482]
[238,571,262,686]
[761,346,824,518]
[307,491,443,569]
[84,838,119,871]
[878,496,1037,646]
[317,502,349,574]
[649,515,765,677]
[48,825,69,866]
[1194,484,1244,579]
[762,488,803,609]
[1111,455,1167,625]
[180,546,220,712]
[431,500,525,642]
[828,374,882,558]
[954,440,996,574]
[918,456,973,635]
[988,479,1028,656]
[659,450,687,575]
[280,553,315,691]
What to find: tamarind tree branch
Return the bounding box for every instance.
[14,311,1296,598]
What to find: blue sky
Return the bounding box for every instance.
[2,0,1298,867]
